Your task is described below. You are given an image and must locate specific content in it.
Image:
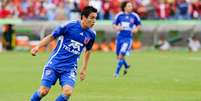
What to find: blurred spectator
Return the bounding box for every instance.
[176,0,191,20]
[43,0,56,21]
[190,0,201,19]
[69,0,80,20]
[80,0,89,11]
[24,0,37,20]
[0,0,200,20]
[0,2,12,18]
[153,0,172,19]
[188,35,201,52]
[15,1,26,18]
[89,0,103,20]
[54,1,68,20]
[2,24,16,51]
[4,0,15,17]
[35,1,48,20]
[110,0,121,19]
[155,35,170,51]
[102,0,111,20]
[132,0,148,19]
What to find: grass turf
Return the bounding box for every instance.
[0,50,201,101]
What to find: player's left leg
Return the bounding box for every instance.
[121,39,132,76]
[123,63,130,76]
[56,85,73,101]
[122,55,131,76]
[122,58,130,69]
[56,68,77,101]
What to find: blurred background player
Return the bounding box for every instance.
[2,24,16,51]
[188,35,201,52]
[155,35,171,51]
[113,1,141,77]
[30,6,97,101]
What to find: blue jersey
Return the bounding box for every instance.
[45,20,96,71]
[113,12,141,39]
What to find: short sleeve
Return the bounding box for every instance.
[133,13,141,26]
[113,13,121,25]
[86,39,95,51]
[86,31,96,51]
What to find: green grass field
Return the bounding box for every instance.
[0,49,201,101]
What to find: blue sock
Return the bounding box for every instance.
[115,59,124,76]
[55,93,69,101]
[30,91,41,101]
[122,59,129,69]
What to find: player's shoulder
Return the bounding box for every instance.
[131,12,139,16]
[114,12,124,18]
[116,12,124,16]
[87,28,96,38]
[131,12,140,19]
[88,28,96,35]
[60,20,78,28]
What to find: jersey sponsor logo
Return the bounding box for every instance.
[63,40,83,55]
[121,22,130,30]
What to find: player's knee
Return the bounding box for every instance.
[118,55,124,60]
[62,86,73,96]
[39,87,49,96]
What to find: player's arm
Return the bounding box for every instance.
[131,25,141,34]
[112,13,123,32]
[31,34,55,56]
[112,24,123,32]
[131,13,141,34]
[80,50,91,81]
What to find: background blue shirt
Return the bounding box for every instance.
[113,12,141,39]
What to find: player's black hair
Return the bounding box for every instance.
[81,6,97,19]
[121,1,129,12]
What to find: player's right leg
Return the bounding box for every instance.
[121,39,132,76]
[30,67,58,101]
[30,86,50,101]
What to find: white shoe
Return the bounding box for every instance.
[113,73,119,78]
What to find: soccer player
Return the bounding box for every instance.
[30,6,97,101]
[113,1,141,77]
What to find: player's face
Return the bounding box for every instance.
[125,3,133,13]
[86,12,97,28]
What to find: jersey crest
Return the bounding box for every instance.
[84,37,90,45]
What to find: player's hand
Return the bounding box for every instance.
[31,46,39,56]
[80,69,87,81]
[116,25,123,31]
[131,29,138,34]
